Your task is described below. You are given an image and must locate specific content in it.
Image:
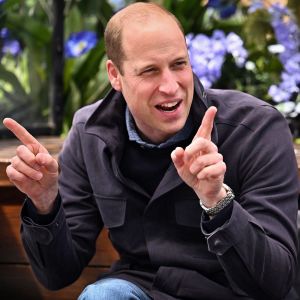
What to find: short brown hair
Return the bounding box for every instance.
[104,2,185,74]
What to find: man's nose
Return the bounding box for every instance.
[158,70,179,95]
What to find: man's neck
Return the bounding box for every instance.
[125,106,194,149]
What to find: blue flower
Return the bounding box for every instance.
[65,31,98,58]
[2,40,21,56]
[0,0,5,4]
[0,28,21,56]
[247,1,264,14]
[263,3,300,103]
[211,30,227,56]
[207,0,237,19]
[0,28,9,39]
[185,33,194,46]
[226,32,248,67]
[268,85,291,103]
[187,31,227,88]
[187,30,247,88]
[285,54,300,75]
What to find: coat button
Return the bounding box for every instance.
[33,227,53,245]
[213,238,224,255]
[214,238,222,247]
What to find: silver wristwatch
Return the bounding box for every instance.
[199,184,234,216]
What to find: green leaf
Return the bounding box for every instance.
[29,45,51,97]
[72,40,106,90]
[83,72,110,104]
[2,0,20,10]
[63,80,82,130]
[6,13,52,46]
[243,10,273,49]
[64,59,76,93]
[0,64,29,101]
[64,5,83,39]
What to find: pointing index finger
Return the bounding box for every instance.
[3,118,47,153]
[193,106,217,141]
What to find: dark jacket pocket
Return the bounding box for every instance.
[153,266,245,300]
[94,195,126,228]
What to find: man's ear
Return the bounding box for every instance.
[106,60,122,91]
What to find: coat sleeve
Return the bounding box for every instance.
[20,118,103,290]
[202,105,299,299]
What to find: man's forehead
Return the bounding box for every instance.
[121,15,183,45]
[122,12,174,32]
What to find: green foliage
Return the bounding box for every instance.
[0,0,52,128]
[0,0,114,133]
[0,0,299,135]
[63,40,109,129]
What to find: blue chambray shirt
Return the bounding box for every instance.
[125,106,193,149]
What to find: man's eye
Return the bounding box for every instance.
[143,68,155,74]
[174,61,186,68]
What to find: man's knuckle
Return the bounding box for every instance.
[221,161,227,172]
[6,164,13,176]
[6,165,19,181]
[11,156,19,167]
[189,165,198,175]
[16,145,26,155]
[25,155,36,166]
[217,153,223,161]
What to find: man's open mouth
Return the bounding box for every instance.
[155,100,181,112]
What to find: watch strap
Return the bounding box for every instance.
[199,184,235,216]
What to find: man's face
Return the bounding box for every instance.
[107,16,194,143]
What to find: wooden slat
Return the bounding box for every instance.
[0,137,63,186]
[0,199,27,263]
[0,137,63,161]
[0,264,109,300]
[0,162,10,187]
[0,195,118,265]
[0,186,25,202]
[0,185,118,300]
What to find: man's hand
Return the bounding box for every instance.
[171,106,226,208]
[3,118,59,214]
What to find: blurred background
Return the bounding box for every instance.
[0,0,299,140]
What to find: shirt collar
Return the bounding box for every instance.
[125,106,194,149]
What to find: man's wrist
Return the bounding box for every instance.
[199,184,234,216]
[23,194,61,225]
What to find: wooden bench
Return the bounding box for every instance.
[1,137,300,299]
[0,137,118,300]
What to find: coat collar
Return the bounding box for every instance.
[84,88,127,155]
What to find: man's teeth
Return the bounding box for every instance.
[156,101,180,111]
[161,101,178,108]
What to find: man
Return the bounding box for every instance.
[3,2,299,300]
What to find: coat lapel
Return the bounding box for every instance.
[150,163,183,203]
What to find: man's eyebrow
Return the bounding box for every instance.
[172,55,189,62]
[134,63,156,73]
[133,54,189,74]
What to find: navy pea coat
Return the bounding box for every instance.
[21,77,299,299]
